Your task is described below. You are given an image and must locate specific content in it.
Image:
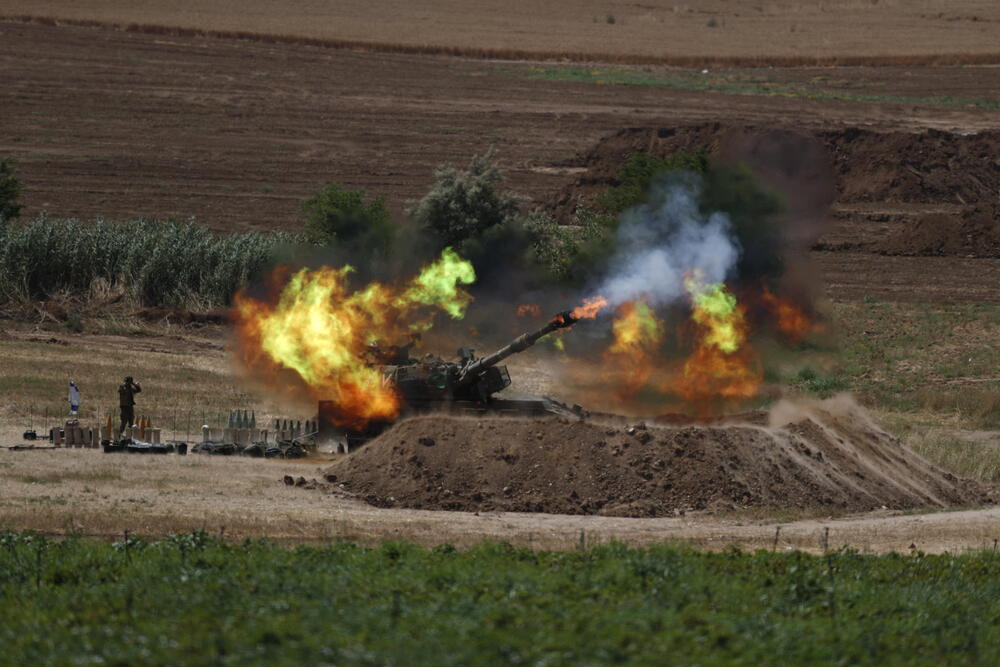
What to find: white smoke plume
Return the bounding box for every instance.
[595,174,740,307]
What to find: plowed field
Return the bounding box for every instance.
[3,21,1000,303]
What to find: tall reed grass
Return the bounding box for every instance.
[0,217,296,308]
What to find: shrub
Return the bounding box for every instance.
[456,209,579,288]
[521,210,578,282]
[0,158,24,222]
[557,204,618,286]
[410,151,521,250]
[597,150,709,213]
[300,182,393,261]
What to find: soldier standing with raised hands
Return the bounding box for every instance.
[118,376,141,437]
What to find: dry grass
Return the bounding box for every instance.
[0,322,309,440]
[916,432,1000,483]
[5,0,1000,65]
[0,449,340,539]
[916,388,1000,430]
[875,411,1000,483]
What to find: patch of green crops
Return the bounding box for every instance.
[0,217,299,307]
[2,531,1000,665]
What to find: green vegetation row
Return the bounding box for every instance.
[2,531,1000,665]
[0,217,297,308]
[1,149,743,308]
[515,66,1000,110]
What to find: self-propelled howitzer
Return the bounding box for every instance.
[388,309,580,407]
[318,310,585,451]
[456,310,578,388]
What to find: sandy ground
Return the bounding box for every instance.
[0,447,996,554]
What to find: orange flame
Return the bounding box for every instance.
[232,249,475,429]
[604,301,663,402]
[585,276,764,414]
[571,295,609,320]
[671,345,761,404]
[761,288,822,343]
[669,278,761,408]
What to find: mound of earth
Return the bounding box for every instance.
[324,397,990,517]
[874,203,1000,258]
[550,124,1000,255]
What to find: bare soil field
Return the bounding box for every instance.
[3,21,1000,304]
[5,0,1000,61]
[2,20,999,549]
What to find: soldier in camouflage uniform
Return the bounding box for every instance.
[118,376,141,437]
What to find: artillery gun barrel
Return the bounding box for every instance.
[457,310,579,385]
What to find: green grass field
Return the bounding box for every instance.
[2,532,1000,664]
[512,66,1000,110]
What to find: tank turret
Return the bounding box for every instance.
[382,310,578,407]
[457,310,578,386]
[318,309,586,451]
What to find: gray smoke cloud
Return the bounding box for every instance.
[596,174,741,307]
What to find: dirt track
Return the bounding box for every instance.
[1,446,997,554]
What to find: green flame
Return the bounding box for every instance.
[401,247,476,319]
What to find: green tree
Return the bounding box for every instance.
[0,159,24,222]
[597,150,708,213]
[521,210,577,282]
[300,183,393,260]
[410,151,521,250]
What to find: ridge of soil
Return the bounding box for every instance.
[550,124,1000,257]
[874,203,1000,258]
[323,397,991,517]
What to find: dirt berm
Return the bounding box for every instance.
[549,123,1000,258]
[874,203,1000,258]
[551,124,1000,215]
[324,397,990,517]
